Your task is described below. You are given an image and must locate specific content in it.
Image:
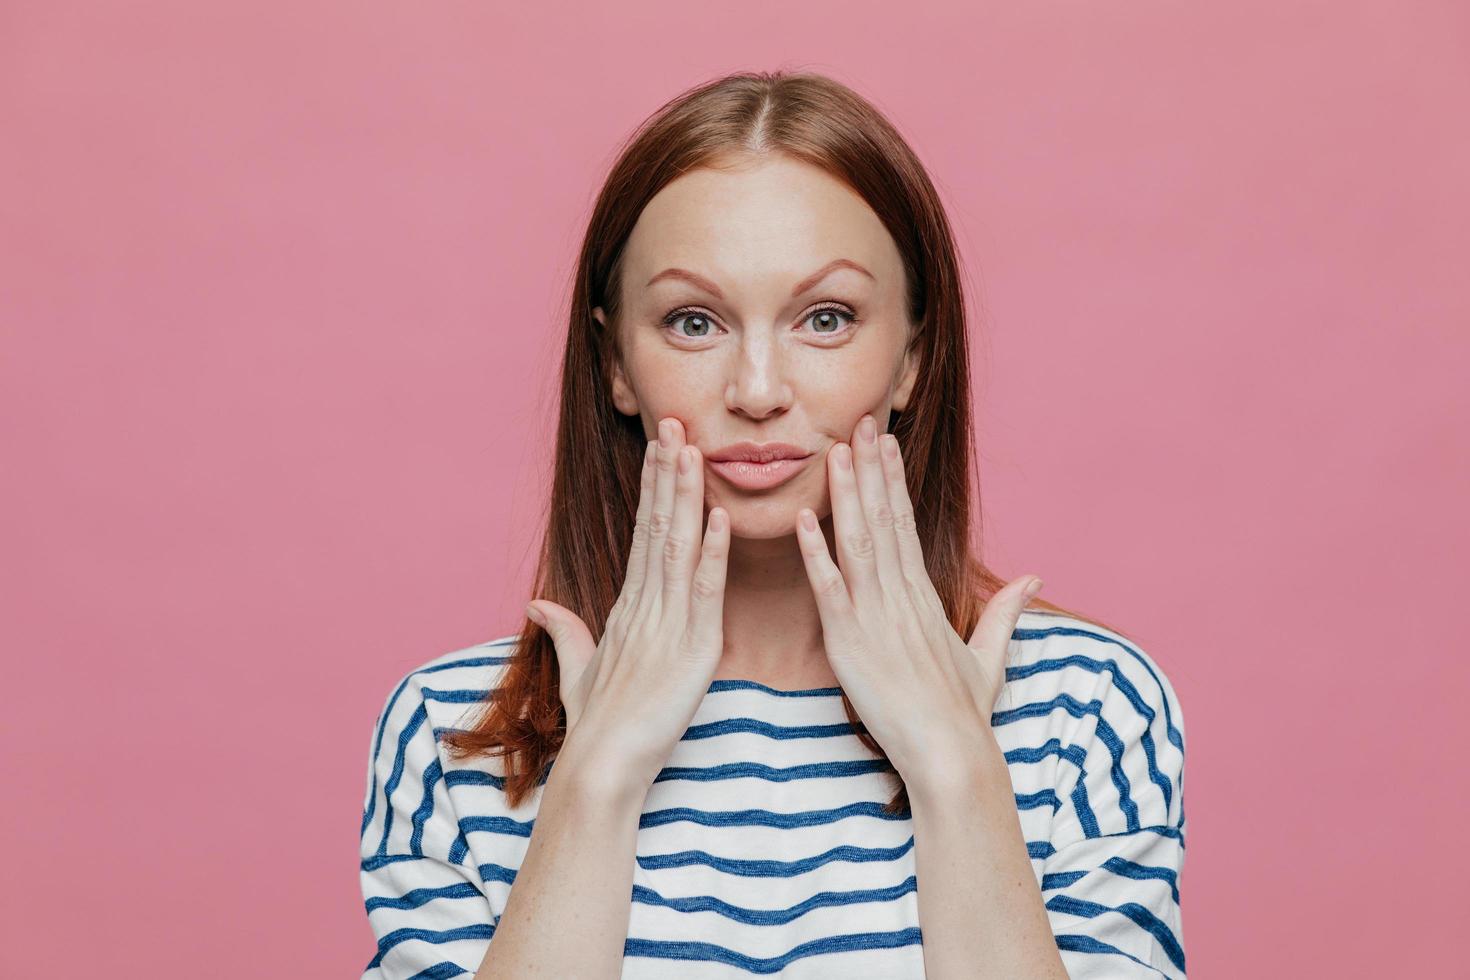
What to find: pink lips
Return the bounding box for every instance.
[706,455,812,491]
[703,441,814,491]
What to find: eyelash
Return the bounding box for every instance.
[661,303,860,341]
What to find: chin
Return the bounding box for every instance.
[716,496,826,540]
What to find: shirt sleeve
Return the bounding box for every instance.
[1039,639,1188,978]
[358,671,497,980]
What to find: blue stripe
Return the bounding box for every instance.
[447,823,471,866]
[1056,930,1184,975]
[443,766,552,794]
[365,882,483,914]
[1041,857,1180,905]
[362,853,429,872]
[639,799,912,831]
[682,717,862,740]
[631,874,918,925]
[443,768,503,790]
[452,792,1059,849]
[623,927,923,974]
[638,835,917,877]
[1099,855,1181,905]
[1047,894,1184,971]
[366,924,496,970]
[475,862,519,886]
[422,687,491,704]
[653,758,894,784]
[360,650,511,840]
[375,702,429,857]
[707,679,844,697]
[457,814,537,839]
[1004,737,1090,770]
[1015,789,1064,813]
[409,757,444,857]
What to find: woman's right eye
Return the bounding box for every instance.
[662,307,718,340]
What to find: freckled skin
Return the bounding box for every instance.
[591,152,919,687]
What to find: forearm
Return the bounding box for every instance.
[475,734,648,980]
[908,736,1069,980]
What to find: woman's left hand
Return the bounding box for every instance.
[794,413,1044,790]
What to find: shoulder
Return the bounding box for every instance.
[1002,608,1184,742]
[366,634,522,750]
[999,608,1186,840]
[399,632,522,694]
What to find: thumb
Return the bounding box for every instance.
[526,600,597,726]
[967,575,1044,656]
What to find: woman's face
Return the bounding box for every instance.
[594,153,918,540]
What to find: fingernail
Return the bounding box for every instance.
[1024,578,1044,598]
[659,420,671,448]
[860,415,877,443]
[800,509,817,532]
[836,443,852,471]
[880,433,898,459]
[678,446,692,474]
[525,603,547,626]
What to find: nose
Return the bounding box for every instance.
[723,329,794,420]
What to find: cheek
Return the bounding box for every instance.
[802,359,894,421]
[624,354,718,438]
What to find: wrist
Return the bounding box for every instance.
[551,728,656,811]
[905,730,1011,808]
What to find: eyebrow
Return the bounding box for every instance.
[644,258,875,300]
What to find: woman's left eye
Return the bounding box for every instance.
[803,305,858,335]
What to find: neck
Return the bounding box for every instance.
[713,517,839,690]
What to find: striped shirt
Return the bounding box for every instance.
[359,608,1187,978]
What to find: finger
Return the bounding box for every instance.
[848,414,906,598]
[662,443,704,601]
[608,440,658,645]
[526,599,597,710]
[968,575,1045,656]
[684,506,730,656]
[793,507,866,657]
[642,417,683,603]
[877,432,942,612]
[616,440,658,620]
[826,440,882,606]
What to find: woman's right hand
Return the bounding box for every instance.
[525,416,730,793]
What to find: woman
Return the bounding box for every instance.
[359,70,1186,979]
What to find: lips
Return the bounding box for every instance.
[706,453,812,491]
[702,440,813,490]
[705,441,811,463]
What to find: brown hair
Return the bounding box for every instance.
[441,69,1133,815]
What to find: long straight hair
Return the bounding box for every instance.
[441,69,1131,815]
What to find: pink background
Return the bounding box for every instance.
[3,2,1466,976]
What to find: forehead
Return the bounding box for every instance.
[620,155,905,294]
